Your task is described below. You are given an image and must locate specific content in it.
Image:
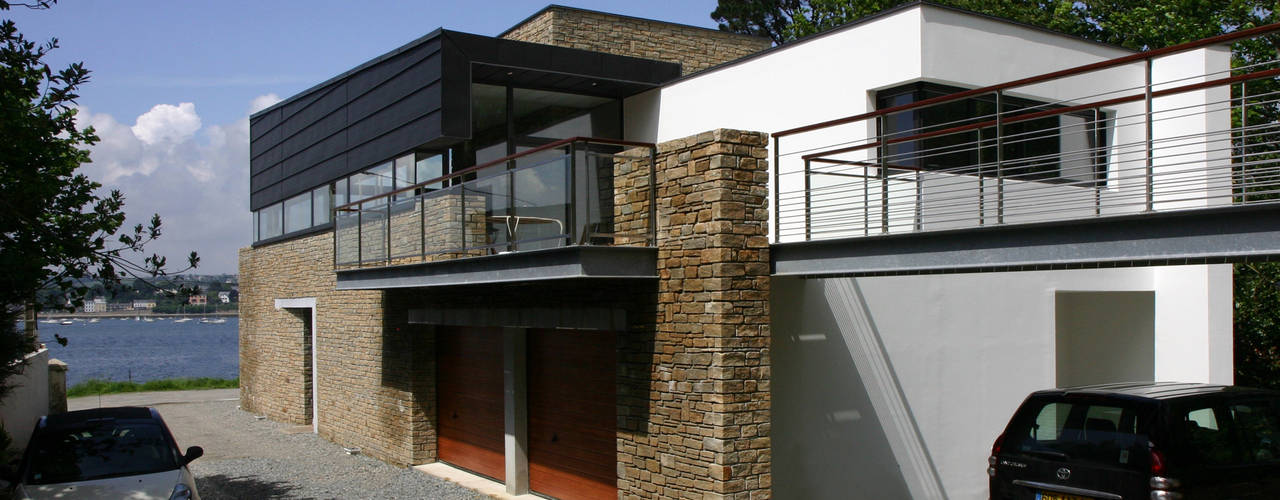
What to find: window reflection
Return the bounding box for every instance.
[876,82,1108,185]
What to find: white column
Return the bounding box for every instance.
[503,327,528,494]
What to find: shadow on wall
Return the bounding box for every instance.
[771,277,915,500]
[380,291,434,465]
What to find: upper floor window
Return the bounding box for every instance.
[876,82,1108,186]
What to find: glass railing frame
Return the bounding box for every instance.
[333,137,658,270]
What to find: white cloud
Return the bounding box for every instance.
[249,93,282,114]
[131,102,201,145]
[71,96,273,274]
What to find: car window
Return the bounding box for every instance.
[1179,406,1237,465]
[25,420,178,484]
[1230,401,1280,464]
[1008,399,1150,471]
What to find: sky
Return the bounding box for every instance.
[4,0,722,274]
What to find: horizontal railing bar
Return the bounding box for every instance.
[335,136,655,212]
[800,67,1280,162]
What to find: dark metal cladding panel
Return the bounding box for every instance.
[346,53,442,125]
[250,143,283,176]
[280,107,348,161]
[248,35,447,211]
[441,40,471,139]
[251,163,283,193]
[250,183,282,211]
[346,85,442,149]
[346,40,440,100]
[281,153,346,199]
[346,113,442,170]
[283,129,349,180]
[280,82,347,139]
[280,85,330,120]
[249,108,281,143]
[250,111,284,161]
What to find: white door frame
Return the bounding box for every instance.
[275,297,318,433]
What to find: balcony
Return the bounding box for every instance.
[772,23,1280,275]
[333,137,657,289]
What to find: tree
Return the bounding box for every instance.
[710,0,1257,49]
[0,0,197,396]
[712,0,1280,387]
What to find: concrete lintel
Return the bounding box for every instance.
[773,204,1280,277]
[335,246,656,290]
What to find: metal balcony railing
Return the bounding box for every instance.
[772,23,1280,242]
[334,137,657,270]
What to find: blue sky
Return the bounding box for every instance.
[5,1,722,274]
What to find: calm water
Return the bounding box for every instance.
[33,317,238,387]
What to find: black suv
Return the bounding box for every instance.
[989,382,1280,500]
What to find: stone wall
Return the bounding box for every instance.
[618,129,772,499]
[242,128,772,497]
[239,232,436,466]
[501,6,772,75]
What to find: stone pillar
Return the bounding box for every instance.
[619,129,772,499]
[47,358,67,415]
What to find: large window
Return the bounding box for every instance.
[876,82,1108,185]
[252,82,622,244]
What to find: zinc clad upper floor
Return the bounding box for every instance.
[248,29,681,216]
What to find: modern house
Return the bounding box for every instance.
[241,3,1264,499]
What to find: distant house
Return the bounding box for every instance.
[188,295,207,306]
[217,292,231,304]
[131,300,156,310]
[81,297,107,313]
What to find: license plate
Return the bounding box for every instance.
[1036,492,1090,500]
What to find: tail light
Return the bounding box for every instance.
[988,433,1005,477]
[1149,441,1183,499]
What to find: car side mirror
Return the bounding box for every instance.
[182,446,203,465]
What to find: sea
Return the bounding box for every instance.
[31,317,238,388]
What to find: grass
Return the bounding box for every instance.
[67,377,239,398]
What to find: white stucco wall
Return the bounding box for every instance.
[625,4,1238,499]
[629,4,1229,244]
[772,265,1232,499]
[0,348,50,451]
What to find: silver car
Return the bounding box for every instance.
[8,406,202,500]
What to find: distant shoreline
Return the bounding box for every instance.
[40,311,239,319]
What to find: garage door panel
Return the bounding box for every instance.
[437,327,504,481]
[528,328,617,500]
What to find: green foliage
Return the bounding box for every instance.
[710,0,1272,49]
[1235,263,1280,390]
[66,377,239,398]
[0,0,198,400]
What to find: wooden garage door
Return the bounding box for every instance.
[528,328,617,500]
[436,326,504,481]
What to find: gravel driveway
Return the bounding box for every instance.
[69,390,487,500]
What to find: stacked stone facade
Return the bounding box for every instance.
[240,128,771,497]
[616,129,772,499]
[501,6,772,75]
[239,232,435,466]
